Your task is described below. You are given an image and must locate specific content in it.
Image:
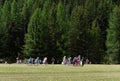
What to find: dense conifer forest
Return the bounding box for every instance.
[0,0,120,64]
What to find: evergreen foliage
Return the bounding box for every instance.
[106,6,120,64]
[0,0,119,64]
[24,8,42,57]
[70,6,87,56]
[56,1,69,56]
[0,0,10,60]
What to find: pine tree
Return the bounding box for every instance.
[39,0,52,57]
[47,2,58,58]
[24,8,41,57]
[6,0,24,59]
[56,1,69,56]
[89,19,103,63]
[97,0,113,52]
[70,6,87,56]
[106,6,120,64]
[24,0,53,58]
[0,0,10,59]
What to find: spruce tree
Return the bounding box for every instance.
[89,20,103,63]
[56,1,69,56]
[24,8,41,57]
[7,0,23,59]
[70,6,87,56]
[97,0,113,53]
[40,0,52,57]
[47,2,60,59]
[0,0,10,59]
[106,6,120,64]
[25,0,53,58]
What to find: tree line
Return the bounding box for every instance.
[0,0,120,64]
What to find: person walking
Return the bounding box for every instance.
[51,57,55,64]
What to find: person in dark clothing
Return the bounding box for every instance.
[81,57,85,67]
[51,57,55,64]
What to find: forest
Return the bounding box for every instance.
[0,0,120,64]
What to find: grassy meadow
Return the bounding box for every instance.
[0,64,120,81]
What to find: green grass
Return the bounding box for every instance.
[0,64,120,81]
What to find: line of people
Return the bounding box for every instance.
[27,57,47,65]
[27,57,56,65]
[16,55,90,66]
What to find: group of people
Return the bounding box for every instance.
[16,55,90,66]
[27,57,56,65]
[27,57,47,65]
[62,55,89,66]
[16,57,48,65]
[73,55,85,66]
[62,56,71,65]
